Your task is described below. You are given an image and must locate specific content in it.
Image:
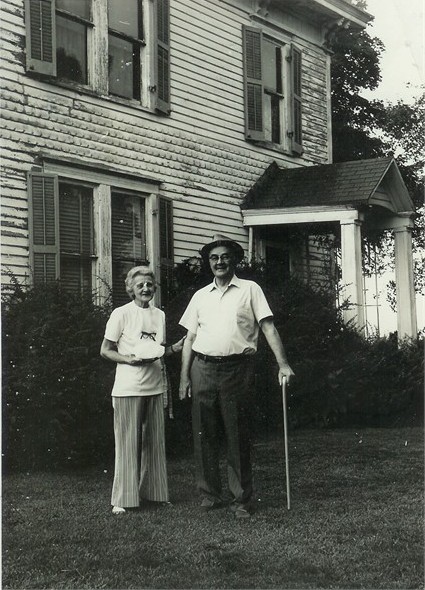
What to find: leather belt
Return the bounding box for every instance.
[195,352,247,363]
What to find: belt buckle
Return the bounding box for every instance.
[216,356,224,363]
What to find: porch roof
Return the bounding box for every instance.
[241,157,414,214]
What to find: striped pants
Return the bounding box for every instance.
[111,395,169,508]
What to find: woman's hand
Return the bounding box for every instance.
[127,355,158,365]
[171,336,186,354]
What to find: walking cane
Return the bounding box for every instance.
[281,376,291,510]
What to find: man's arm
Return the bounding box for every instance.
[260,317,295,385]
[179,330,196,399]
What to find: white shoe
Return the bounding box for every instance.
[112,506,126,514]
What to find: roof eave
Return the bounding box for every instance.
[309,0,372,28]
[273,0,372,29]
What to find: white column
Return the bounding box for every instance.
[394,225,417,339]
[340,218,365,331]
[248,226,254,263]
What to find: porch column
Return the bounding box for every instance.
[394,224,417,339]
[248,226,254,263]
[340,218,365,331]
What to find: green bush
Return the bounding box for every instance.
[2,281,115,472]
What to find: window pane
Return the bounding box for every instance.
[60,257,92,294]
[57,0,91,20]
[57,15,87,83]
[59,183,93,294]
[108,0,140,37]
[271,94,280,143]
[108,35,139,99]
[111,193,146,306]
[59,184,93,254]
[263,40,278,91]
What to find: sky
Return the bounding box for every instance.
[362,0,424,104]
[357,0,424,334]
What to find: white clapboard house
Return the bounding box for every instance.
[0,0,417,337]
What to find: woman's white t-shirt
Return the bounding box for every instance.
[104,301,166,397]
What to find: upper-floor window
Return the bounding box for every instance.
[56,0,91,84]
[24,0,170,113]
[242,26,303,155]
[107,0,143,100]
[27,170,173,305]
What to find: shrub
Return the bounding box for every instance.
[2,262,423,473]
[164,259,424,432]
[2,281,115,472]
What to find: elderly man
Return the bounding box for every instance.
[179,234,294,518]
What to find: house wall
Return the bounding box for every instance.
[1,0,332,288]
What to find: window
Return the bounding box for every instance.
[56,0,91,84]
[59,182,94,293]
[24,0,171,113]
[28,171,173,304]
[108,0,143,100]
[28,173,95,293]
[242,26,303,155]
[111,191,147,306]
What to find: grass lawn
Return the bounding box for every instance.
[2,427,424,589]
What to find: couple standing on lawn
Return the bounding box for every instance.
[100,234,294,519]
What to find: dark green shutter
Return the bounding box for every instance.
[243,26,264,141]
[159,197,173,305]
[290,45,303,155]
[155,0,171,114]
[28,172,59,284]
[25,0,57,76]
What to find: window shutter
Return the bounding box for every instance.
[28,172,59,284]
[243,26,264,141]
[25,0,57,76]
[155,0,171,115]
[159,197,173,305]
[290,44,303,155]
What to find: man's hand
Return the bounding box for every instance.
[278,365,295,386]
[179,377,192,400]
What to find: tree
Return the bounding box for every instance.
[329,23,424,305]
[330,28,386,162]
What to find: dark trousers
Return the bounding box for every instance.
[190,355,255,505]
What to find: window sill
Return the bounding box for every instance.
[247,138,303,158]
[25,72,166,116]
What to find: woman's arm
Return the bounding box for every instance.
[100,338,143,365]
[164,336,186,356]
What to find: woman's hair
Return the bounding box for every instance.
[125,266,156,299]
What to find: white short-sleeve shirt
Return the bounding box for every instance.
[104,301,166,397]
[179,276,273,356]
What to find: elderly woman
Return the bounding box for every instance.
[100,265,183,514]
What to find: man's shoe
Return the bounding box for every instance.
[200,497,223,511]
[230,503,251,519]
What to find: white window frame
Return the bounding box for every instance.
[42,162,161,304]
[25,0,167,112]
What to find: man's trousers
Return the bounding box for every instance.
[190,355,255,506]
[111,395,169,508]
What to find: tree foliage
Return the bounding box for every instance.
[330,22,424,301]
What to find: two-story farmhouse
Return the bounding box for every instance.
[0,0,417,337]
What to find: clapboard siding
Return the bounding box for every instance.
[1,0,333,288]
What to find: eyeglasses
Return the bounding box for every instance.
[136,281,154,289]
[209,254,231,262]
